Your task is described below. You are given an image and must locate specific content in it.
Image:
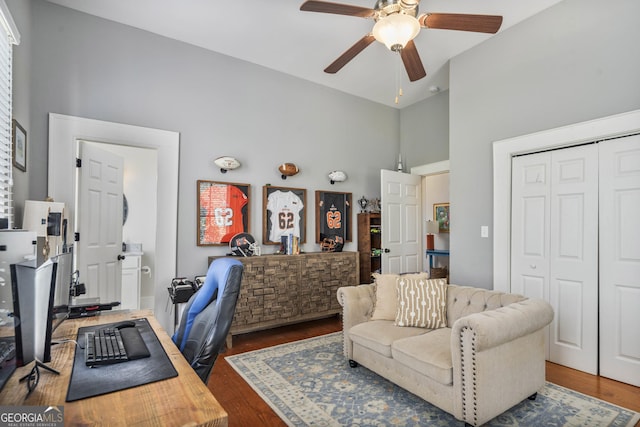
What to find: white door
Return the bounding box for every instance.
[511,153,551,358]
[511,145,599,373]
[599,134,640,386]
[76,141,124,303]
[380,170,422,274]
[511,152,551,302]
[548,145,598,374]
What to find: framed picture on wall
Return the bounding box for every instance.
[12,119,26,172]
[434,202,450,233]
[263,185,306,245]
[315,190,352,243]
[197,180,250,246]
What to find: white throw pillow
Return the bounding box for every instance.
[370,272,430,321]
[395,278,448,328]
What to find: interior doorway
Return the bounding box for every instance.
[412,160,450,276]
[47,114,179,332]
[423,172,450,274]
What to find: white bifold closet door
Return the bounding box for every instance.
[511,135,640,386]
[511,145,598,374]
[599,135,640,387]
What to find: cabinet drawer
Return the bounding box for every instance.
[121,254,141,269]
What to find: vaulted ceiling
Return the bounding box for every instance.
[46,0,564,108]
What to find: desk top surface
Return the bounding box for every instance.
[0,310,228,427]
[426,249,450,255]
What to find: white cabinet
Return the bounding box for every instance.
[120,253,141,310]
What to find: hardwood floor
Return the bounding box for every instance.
[208,317,640,427]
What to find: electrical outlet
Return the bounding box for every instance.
[481,226,489,238]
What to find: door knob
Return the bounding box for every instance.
[530,264,536,269]
[118,254,126,261]
[384,248,390,253]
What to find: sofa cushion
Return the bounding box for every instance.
[371,272,429,321]
[395,278,448,328]
[391,327,453,385]
[349,320,428,358]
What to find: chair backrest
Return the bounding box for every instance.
[172,257,243,383]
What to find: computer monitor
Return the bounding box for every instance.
[51,252,73,331]
[10,258,57,366]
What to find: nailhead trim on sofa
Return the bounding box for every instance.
[460,326,478,426]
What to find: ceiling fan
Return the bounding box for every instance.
[300,0,503,82]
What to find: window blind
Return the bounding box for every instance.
[0,1,19,228]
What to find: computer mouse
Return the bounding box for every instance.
[114,321,136,330]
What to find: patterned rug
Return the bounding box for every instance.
[226,332,640,427]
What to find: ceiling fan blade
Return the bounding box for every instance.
[300,0,375,18]
[324,34,375,74]
[419,13,503,34]
[400,40,426,82]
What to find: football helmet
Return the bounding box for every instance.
[229,233,256,257]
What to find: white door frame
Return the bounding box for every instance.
[48,113,179,332]
[493,109,640,293]
[411,160,450,177]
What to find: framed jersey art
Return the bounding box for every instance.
[263,186,306,245]
[315,190,352,243]
[197,180,250,246]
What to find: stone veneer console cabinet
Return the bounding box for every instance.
[208,252,358,344]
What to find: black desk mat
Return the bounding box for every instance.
[66,317,178,402]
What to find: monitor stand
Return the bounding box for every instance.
[18,359,60,396]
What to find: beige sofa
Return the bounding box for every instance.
[337,275,554,426]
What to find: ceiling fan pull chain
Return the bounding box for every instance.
[395,51,403,104]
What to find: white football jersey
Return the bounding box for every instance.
[267,190,304,242]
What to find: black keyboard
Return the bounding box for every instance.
[0,340,15,364]
[0,338,17,392]
[85,325,150,367]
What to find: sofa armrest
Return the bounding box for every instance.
[336,284,375,358]
[452,298,553,351]
[451,298,554,426]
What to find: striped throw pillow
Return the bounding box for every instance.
[395,278,448,328]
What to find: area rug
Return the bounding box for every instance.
[226,332,639,427]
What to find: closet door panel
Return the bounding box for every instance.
[599,135,640,387]
[511,153,551,358]
[555,278,585,348]
[511,153,551,301]
[549,145,598,374]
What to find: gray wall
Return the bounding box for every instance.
[449,0,640,288]
[399,89,449,170]
[15,0,399,277]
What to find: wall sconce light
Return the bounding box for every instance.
[278,163,299,180]
[328,170,347,185]
[426,220,439,250]
[214,156,241,173]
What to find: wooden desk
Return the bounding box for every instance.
[0,310,228,427]
[426,249,450,268]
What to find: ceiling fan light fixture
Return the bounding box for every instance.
[372,13,420,51]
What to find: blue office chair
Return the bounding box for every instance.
[172,257,243,383]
